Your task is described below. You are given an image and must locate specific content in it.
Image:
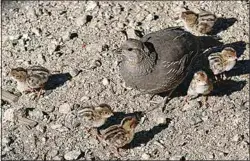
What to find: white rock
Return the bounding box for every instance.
[169,155,183,160]
[26,7,37,19]
[59,103,71,114]
[69,69,80,77]
[86,1,97,11]
[141,153,150,159]
[75,16,87,26]
[145,14,154,21]
[2,137,10,146]
[102,78,109,86]
[31,28,42,36]
[62,31,71,41]
[37,53,46,64]
[64,150,81,160]
[9,35,21,41]
[126,28,140,39]
[232,134,242,142]
[51,124,62,129]
[80,96,90,101]
[3,108,15,122]
[156,115,167,124]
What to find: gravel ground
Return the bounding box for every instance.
[1,1,249,160]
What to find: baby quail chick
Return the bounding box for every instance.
[98,116,138,156]
[184,71,213,107]
[9,65,50,98]
[77,104,114,131]
[208,47,237,80]
[180,8,217,35]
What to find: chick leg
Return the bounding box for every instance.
[202,96,209,107]
[36,85,45,99]
[159,88,176,112]
[111,147,122,158]
[87,127,104,143]
[182,95,189,106]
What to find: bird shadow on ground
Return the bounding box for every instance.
[209,17,238,35]
[211,80,247,97]
[124,118,172,149]
[44,73,72,90]
[226,59,250,77]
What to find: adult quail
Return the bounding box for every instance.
[119,27,202,111]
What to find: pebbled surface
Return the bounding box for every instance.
[1,1,249,160]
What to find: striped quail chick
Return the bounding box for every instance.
[77,104,114,133]
[184,71,213,107]
[119,27,201,111]
[208,47,237,81]
[9,65,50,98]
[98,116,138,156]
[180,8,217,35]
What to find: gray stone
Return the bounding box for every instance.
[59,103,71,114]
[64,150,81,160]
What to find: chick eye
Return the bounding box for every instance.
[128,48,133,51]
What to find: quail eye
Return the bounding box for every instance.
[128,48,133,51]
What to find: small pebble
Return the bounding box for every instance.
[169,155,184,160]
[86,1,97,11]
[29,109,44,120]
[91,59,102,69]
[31,28,42,36]
[102,78,110,86]
[145,14,154,21]
[59,103,71,114]
[3,108,15,122]
[190,116,203,125]
[64,150,81,160]
[157,116,167,125]
[62,32,71,41]
[70,69,81,77]
[51,124,62,129]
[37,53,46,64]
[26,7,37,19]
[154,141,165,148]
[9,34,21,41]
[141,153,150,159]
[75,16,87,26]
[48,43,58,54]
[80,96,90,101]
[53,156,63,160]
[232,134,243,142]
[2,137,11,146]
[126,28,140,39]
[49,149,58,158]
[36,125,46,133]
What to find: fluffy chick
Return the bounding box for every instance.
[180,8,217,35]
[98,116,138,156]
[184,70,213,106]
[208,47,237,80]
[77,104,114,131]
[9,65,50,98]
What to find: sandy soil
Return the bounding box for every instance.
[1,1,249,160]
